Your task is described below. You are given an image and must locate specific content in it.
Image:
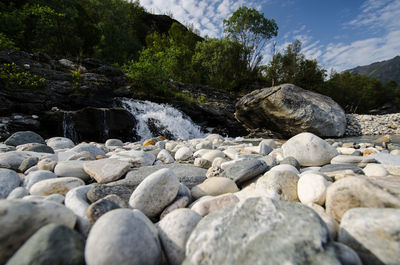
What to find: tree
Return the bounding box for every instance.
[223,6,278,72]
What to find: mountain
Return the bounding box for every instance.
[345,56,400,86]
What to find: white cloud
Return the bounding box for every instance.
[139,0,265,37]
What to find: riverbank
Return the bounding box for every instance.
[345,113,400,136]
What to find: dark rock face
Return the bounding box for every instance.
[235,84,346,138]
[41,107,137,143]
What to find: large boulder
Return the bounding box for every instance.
[234,84,346,137]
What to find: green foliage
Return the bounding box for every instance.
[192,38,248,90]
[0,32,18,50]
[223,6,278,71]
[71,69,81,90]
[0,62,46,90]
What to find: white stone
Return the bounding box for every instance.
[109,150,155,167]
[269,164,299,174]
[23,170,57,190]
[157,149,174,164]
[363,163,389,177]
[298,173,330,205]
[175,146,193,161]
[65,185,92,235]
[191,193,239,216]
[30,177,85,196]
[54,160,90,181]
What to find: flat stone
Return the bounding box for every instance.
[17,143,54,154]
[0,168,20,199]
[30,177,85,196]
[326,177,400,221]
[282,132,338,166]
[65,186,92,236]
[157,209,202,265]
[129,168,180,218]
[70,143,106,158]
[87,195,124,224]
[320,164,364,174]
[0,200,76,264]
[298,173,331,205]
[83,159,131,184]
[23,170,57,190]
[339,208,400,265]
[220,159,269,184]
[87,184,133,205]
[114,163,207,189]
[256,170,299,201]
[85,209,162,265]
[46,137,75,150]
[5,131,45,146]
[54,160,90,181]
[184,197,343,265]
[330,155,376,168]
[109,150,155,167]
[5,223,85,265]
[191,177,239,199]
[191,193,239,216]
[369,153,400,166]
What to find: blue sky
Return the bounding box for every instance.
[139,0,400,72]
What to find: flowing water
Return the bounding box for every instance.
[62,111,78,143]
[119,98,206,141]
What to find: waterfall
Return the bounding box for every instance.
[102,109,109,139]
[119,98,206,141]
[62,111,78,143]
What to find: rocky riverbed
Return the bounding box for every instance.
[1,130,400,265]
[345,113,400,136]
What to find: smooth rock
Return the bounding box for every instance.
[85,209,162,265]
[325,177,400,221]
[259,143,273,155]
[282,132,338,166]
[191,177,239,199]
[30,177,85,196]
[175,146,193,161]
[105,139,123,147]
[191,193,239,216]
[37,158,57,171]
[0,200,76,264]
[202,150,225,163]
[0,168,20,199]
[330,155,376,168]
[66,151,95,161]
[7,187,29,199]
[369,153,400,166]
[184,197,343,265]
[116,163,207,189]
[269,164,300,174]
[54,160,90,181]
[193,157,210,168]
[279,156,300,170]
[332,242,362,265]
[157,149,174,164]
[18,143,54,154]
[339,208,400,265]
[87,195,124,224]
[195,141,212,150]
[320,164,364,175]
[109,150,155,167]
[160,196,190,220]
[0,151,43,170]
[298,173,330,205]
[307,203,339,240]
[5,223,85,265]
[46,137,75,150]
[70,143,106,158]
[363,163,389,177]
[23,170,57,190]
[129,168,180,218]
[157,209,202,265]
[83,158,131,184]
[5,131,45,146]
[220,159,269,184]
[18,156,39,172]
[44,193,65,204]
[87,184,133,205]
[65,186,92,235]
[256,170,299,201]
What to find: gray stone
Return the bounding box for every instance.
[7,187,29,199]
[54,160,90,181]
[220,159,269,184]
[0,151,45,170]
[326,177,400,221]
[234,84,346,137]
[160,196,190,220]
[0,200,76,264]
[256,170,299,201]
[339,208,400,265]
[23,170,57,190]
[83,158,131,184]
[67,151,95,161]
[157,209,202,265]
[70,143,106,158]
[85,209,162,265]
[184,197,342,265]
[87,184,133,205]
[280,156,300,170]
[129,168,180,218]
[114,163,207,189]
[330,155,377,168]
[282,132,338,166]
[44,193,65,204]
[87,195,124,224]
[320,164,364,175]
[0,168,20,199]
[369,153,400,166]
[18,156,39,172]
[259,143,273,155]
[18,143,54,154]
[5,223,85,265]
[46,137,75,150]
[105,139,123,147]
[30,177,85,196]
[331,242,362,265]
[65,186,92,235]
[109,150,155,167]
[5,131,45,146]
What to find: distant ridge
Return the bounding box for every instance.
[345,55,400,86]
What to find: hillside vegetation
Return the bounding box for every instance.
[1,0,399,114]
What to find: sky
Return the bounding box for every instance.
[139,0,400,72]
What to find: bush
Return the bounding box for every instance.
[0,62,46,90]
